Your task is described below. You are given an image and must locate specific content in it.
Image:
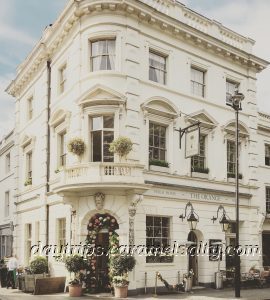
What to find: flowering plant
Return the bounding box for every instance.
[109,137,133,160]
[67,137,86,156]
[112,275,129,287]
[24,178,32,186]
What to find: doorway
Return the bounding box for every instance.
[262,232,270,267]
[95,230,110,292]
[188,231,198,285]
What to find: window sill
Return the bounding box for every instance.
[227,178,243,183]
[149,165,170,173]
[191,172,209,179]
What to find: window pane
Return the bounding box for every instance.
[103,116,114,128]
[92,117,102,130]
[92,131,102,162]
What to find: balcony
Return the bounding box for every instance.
[53,162,148,194]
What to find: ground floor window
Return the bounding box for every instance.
[0,235,12,258]
[146,215,172,263]
[262,232,270,267]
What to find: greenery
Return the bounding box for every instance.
[149,159,169,168]
[24,178,32,186]
[191,167,209,174]
[110,254,136,276]
[65,255,87,285]
[227,172,243,179]
[67,137,86,156]
[109,137,133,160]
[29,256,48,274]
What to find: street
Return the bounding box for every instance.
[1,287,270,300]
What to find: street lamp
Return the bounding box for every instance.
[211,205,230,232]
[227,90,245,298]
[179,202,199,231]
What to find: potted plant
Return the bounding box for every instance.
[65,255,87,297]
[67,138,86,156]
[109,137,133,161]
[24,178,32,186]
[23,256,48,293]
[110,254,136,298]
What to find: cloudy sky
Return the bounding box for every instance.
[0,0,269,139]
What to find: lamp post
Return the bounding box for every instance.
[211,205,230,233]
[228,90,245,298]
[179,202,199,231]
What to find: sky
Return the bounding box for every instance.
[0,0,270,139]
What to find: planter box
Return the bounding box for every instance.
[22,274,47,293]
[149,165,169,173]
[192,172,209,179]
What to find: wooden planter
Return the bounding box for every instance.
[22,274,47,293]
[69,284,83,297]
[114,285,128,298]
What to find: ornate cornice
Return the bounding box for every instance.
[6,0,269,97]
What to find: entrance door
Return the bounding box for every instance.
[95,231,110,292]
[188,231,198,285]
[262,232,270,267]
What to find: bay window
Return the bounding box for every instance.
[91,115,114,162]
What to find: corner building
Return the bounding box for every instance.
[6,0,270,293]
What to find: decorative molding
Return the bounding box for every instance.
[6,0,268,97]
[94,192,105,210]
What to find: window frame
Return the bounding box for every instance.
[227,140,236,176]
[266,187,270,214]
[25,223,32,264]
[27,96,33,121]
[191,135,206,172]
[149,122,167,162]
[226,79,240,105]
[190,66,206,98]
[59,64,67,94]
[90,38,116,72]
[57,218,66,248]
[146,215,172,263]
[149,50,167,85]
[265,144,270,166]
[58,131,67,167]
[90,115,115,163]
[4,191,10,218]
[26,151,33,181]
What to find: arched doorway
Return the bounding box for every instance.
[188,231,198,285]
[86,213,119,293]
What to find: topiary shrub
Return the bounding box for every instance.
[110,254,136,277]
[109,137,133,160]
[65,255,87,286]
[29,256,48,274]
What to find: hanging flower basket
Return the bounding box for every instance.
[67,137,86,156]
[109,137,133,160]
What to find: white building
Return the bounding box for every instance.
[0,130,15,258]
[6,0,270,293]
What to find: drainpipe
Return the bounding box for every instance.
[46,60,52,249]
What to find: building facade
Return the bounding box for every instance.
[6,0,270,293]
[0,130,15,259]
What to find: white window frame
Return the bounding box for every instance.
[57,218,66,248]
[25,223,32,264]
[266,187,270,214]
[90,38,116,72]
[265,144,270,166]
[149,50,167,85]
[149,122,167,162]
[26,151,33,181]
[190,66,206,98]
[58,131,67,167]
[90,115,115,162]
[4,191,10,218]
[59,64,67,94]
[27,96,33,121]
[226,79,240,105]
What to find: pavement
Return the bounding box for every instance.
[0,287,270,300]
